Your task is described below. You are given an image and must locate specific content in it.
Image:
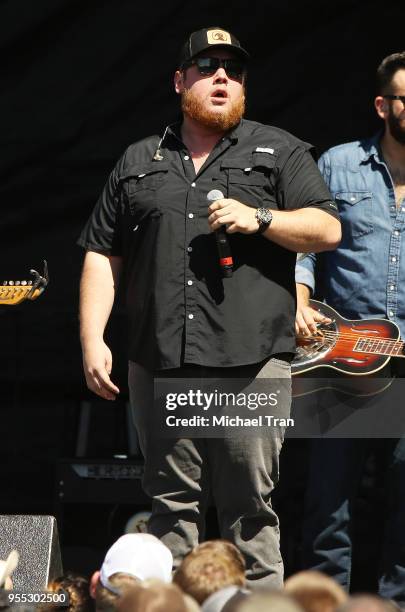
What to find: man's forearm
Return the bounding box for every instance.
[263,207,341,252]
[296,282,311,306]
[79,251,123,345]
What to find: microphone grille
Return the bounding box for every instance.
[207,189,224,202]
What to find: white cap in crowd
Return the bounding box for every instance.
[99,533,173,586]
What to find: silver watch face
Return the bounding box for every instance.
[257,208,273,225]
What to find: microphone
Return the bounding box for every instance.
[207,189,233,278]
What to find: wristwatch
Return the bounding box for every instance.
[255,207,273,234]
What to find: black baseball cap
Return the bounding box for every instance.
[179,27,249,67]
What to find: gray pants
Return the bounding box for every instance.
[128,357,291,588]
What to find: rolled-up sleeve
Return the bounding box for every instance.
[295,253,317,294]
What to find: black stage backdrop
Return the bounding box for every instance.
[0,0,403,579]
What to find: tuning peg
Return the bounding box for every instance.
[9,281,14,286]
[21,281,27,286]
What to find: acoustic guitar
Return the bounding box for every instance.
[0,261,48,306]
[292,299,404,376]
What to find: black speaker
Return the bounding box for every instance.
[0,515,62,590]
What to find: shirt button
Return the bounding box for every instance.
[188,314,194,320]
[188,213,194,219]
[187,280,193,286]
[390,285,395,290]
[391,206,395,211]
[389,311,394,317]
[184,155,190,160]
[394,230,400,236]
[402,207,405,212]
[391,256,397,262]
[191,182,196,187]
[187,246,193,252]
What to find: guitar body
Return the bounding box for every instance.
[292,300,401,376]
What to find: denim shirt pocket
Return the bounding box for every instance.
[334,191,373,240]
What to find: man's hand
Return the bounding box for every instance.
[208,198,259,234]
[82,338,120,400]
[295,283,331,336]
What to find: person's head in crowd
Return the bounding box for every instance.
[284,570,348,612]
[92,573,139,612]
[45,572,93,612]
[0,550,19,591]
[201,584,250,612]
[116,579,200,612]
[375,51,405,146]
[90,534,173,611]
[0,600,37,612]
[0,566,12,591]
[173,540,246,605]
[233,590,304,612]
[336,594,401,612]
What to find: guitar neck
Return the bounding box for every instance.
[354,337,405,358]
[0,284,44,305]
[1,262,48,306]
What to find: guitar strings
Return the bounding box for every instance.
[297,331,403,345]
[299,331,403,344]
[297,331,404,354]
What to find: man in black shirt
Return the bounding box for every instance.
[78,27,341,586]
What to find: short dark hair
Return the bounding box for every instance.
[376,51,405,93]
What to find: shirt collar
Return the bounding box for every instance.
[359,130,384,163]
[225,119,243,143]
[166,119,243,145]
[166,121,183,143]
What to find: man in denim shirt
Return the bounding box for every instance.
[295,52,405,603]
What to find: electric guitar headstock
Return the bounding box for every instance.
[0,261,49,306]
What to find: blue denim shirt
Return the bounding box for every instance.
[296,133,405,338]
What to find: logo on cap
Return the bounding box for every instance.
[207,29,231,45]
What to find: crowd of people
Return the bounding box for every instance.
[0,533,402,611]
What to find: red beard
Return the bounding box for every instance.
[181,88,245,132]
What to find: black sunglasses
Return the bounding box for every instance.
[182,57,246,81]
[383,94,405,104]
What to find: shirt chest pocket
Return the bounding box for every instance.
[220,156,276,208]
[122,162,169,222]
[334,191,373,240]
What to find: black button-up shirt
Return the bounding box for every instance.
[78,119,338,370]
